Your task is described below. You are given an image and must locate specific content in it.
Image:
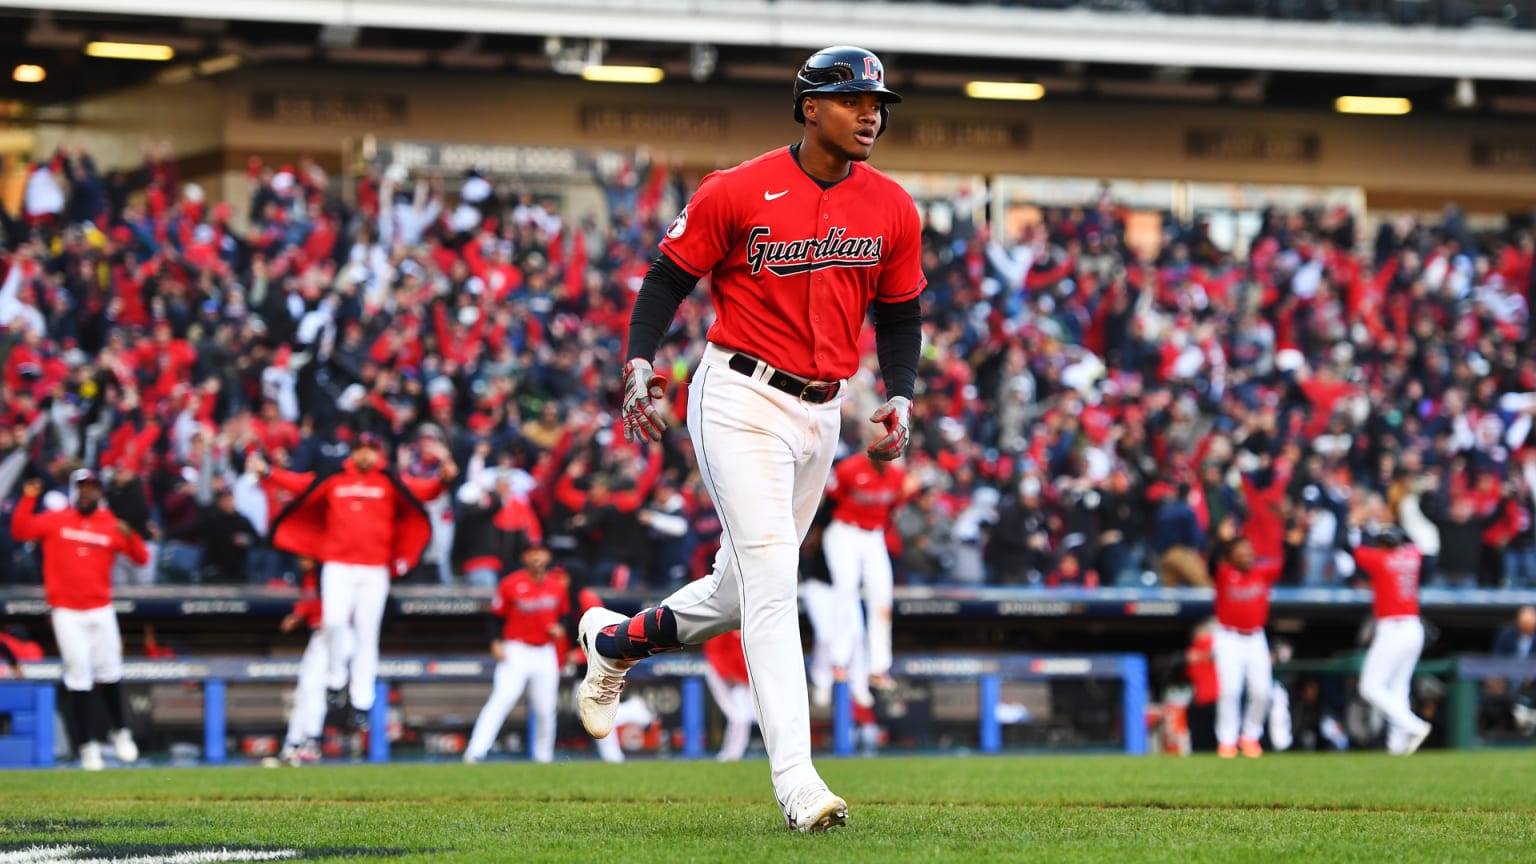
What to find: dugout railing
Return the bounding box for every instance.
[0,652,1149,767]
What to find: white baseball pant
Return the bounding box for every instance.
[50,606,123,692]
[595,696,658,763]
[1268,679,1293,752]
[656,343,842,805]
[466,641,560,762]
[285,627,353,746]
[822,519,895,678]
[1214,625,1271,747]
[801,579,869,700]
[320,562,391,710]
[1359,616,1428,752]
[706,667,757,762]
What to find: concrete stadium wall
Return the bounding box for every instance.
[30,67,1536,215]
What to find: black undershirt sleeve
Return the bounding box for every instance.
[872,296,922,401]
[626,255,700,362]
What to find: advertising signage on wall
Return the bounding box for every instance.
[886,119,1029,150]
[1470,140,1536,172]
[250,90,409,126]
[1185,129,1320,163]
[372,140,589,178]
[579,104,728,139]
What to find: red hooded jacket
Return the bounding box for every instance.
[266,461,435,574]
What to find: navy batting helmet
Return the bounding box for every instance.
[793,45,902,134]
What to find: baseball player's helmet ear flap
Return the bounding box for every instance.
[793,45,901,135]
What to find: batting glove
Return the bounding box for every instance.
[622,358,669,444]
[867,396,912,461]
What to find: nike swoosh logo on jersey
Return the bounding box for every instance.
[764,190,789,201]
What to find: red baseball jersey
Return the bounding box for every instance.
[828,454,906,530]
[491,569,569,646]
[703,630,749,685]
[659,147,926,381]
[1213,561,1283,632]
[269,463,437,569]
[10,492,148,611]
[1354,545,1422,619]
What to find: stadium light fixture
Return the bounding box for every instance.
[1334,96,1411,115]
[965,81,1045,101]
[581,65,663,84]
[12,64,45,83]
[85,41,175,61]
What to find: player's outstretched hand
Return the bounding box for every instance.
[21,479,43,498]
[621,358,668,444]
[867,396,912,461]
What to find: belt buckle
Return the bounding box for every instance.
[799,381,834,403]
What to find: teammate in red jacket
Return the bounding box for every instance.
[1211,536,1283,759]
[252,433,451,728]
[1353,526,1433,754]
[703,631,756,762]
[823,452,907,693]
[464,545,567,763]
[11,472,148,770]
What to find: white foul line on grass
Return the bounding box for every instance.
[0,847,301,864]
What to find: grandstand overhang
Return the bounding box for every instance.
[7,0,1536,83]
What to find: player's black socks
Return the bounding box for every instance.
[63,685,98,747]
[98,681,128,731]
[595,607,684,661]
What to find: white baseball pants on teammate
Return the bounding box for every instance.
[801,579,869,703]
[706,667,758,761]
[1359,616,1430,753]
[466,641,559,762]
[320,562,391,711]
[1267,679,1293,752]
[655,344,842,805]
[285,628,353,747]
[51,606,123,691]
[595,696,657,763]
[1213,625,1272,746]
[821,520,895,678]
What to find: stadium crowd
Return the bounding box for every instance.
[2,141,1535,594]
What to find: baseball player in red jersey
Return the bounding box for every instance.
[703,631,756,762]
[12,473,148,770]
[1353,526,1432,755]
[251,434,449,729]
[1211,536,1283,758]
[464,545,568,763]
[576,45,923,832]
[823,452,906,692]
[278,563,349,766]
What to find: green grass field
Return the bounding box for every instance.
[2,752,1533,863]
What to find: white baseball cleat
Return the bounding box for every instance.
[783,781,848,833]
[80,741,104,772]
[1403,721,1432,756]
[577,607,636,739]
[110,728,139,764]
